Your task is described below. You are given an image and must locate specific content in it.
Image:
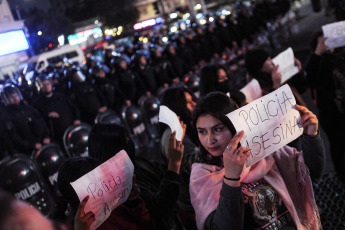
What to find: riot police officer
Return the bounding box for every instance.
[33,75,80,147]
[1,85,50,155]
[67,67,107,124]
[91,64,126,114]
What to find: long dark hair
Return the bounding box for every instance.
[57,157,100,212]
[199,64,228,97]
[88,123,135,163]
[193,92,237,166]
[161,86,199,144]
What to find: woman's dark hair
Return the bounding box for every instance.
[199,64,227,97]
[88,123,135,163]
[193,92,237,166]
[57,157,100,211]
[162,86,199,144]
[162,86,197,126]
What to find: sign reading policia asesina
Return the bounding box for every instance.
[71,150,134,230]
[227,84,303,167]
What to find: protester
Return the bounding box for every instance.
[245,49,307,102]
[190,92,325,230]
[160,86,199,230]
[57,122,186,230]
[199,64,246,107]
[306,31,345,184]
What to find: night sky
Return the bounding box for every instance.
[16,0,51,11]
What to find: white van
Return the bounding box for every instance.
[27,45,85,72]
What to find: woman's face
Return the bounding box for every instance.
[218,68,228,82]
[196,114,233,157]
[185,92,196,114]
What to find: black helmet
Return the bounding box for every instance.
[138,95,161,140]
[32,143,67,197]
[65,66,87,83]
[139,95,160,124]
[0,84,23,105]
[183,74,200,95]
[35,74,53,92]
[121,105,149,154]
[95,108,123,125]
[63,123,92,157]
[0,155,55,216]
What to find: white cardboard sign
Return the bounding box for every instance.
[272,47,299,83]
[240,78,262,103]
[322,20,345,49]
[227,84,303,167]
[71,150,134,230]
[159,105,183,141]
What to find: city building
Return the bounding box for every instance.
[0,0,29,79]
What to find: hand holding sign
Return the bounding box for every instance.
[272,65,282,89]
[272,48,299,83]
[315,37,329,55]
[70,151,134,230]
[223,130,250,186]
[294,104,318,136]
[240,78,262,103]
[226,84,304,167]
[168,124,186,174]
[322,20,345,49]
[75,196,96,230]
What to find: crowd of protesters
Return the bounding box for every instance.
[0,0,344,229]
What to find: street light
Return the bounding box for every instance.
[194,4,202,10]
[37,31,42,36]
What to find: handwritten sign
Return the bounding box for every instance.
[71,150,134,230]
[159,105,183,141]
[227,84,303,167]
[272,47,299,83]
[240,78,262,103]
[322,20,345,49]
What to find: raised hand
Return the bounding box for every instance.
[294,104,318,136]
[315,37,328,56]
[74,196,96,230]
[167,121,187,174]
[294,57,302,72]
[223,130,250,186]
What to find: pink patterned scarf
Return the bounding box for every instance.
[190,145,321,230]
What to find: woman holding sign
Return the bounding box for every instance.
[190,92,325,230]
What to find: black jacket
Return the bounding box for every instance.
[33,93,80,142]
[4,103,50,155]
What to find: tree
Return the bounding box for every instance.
[24,7,73,54]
